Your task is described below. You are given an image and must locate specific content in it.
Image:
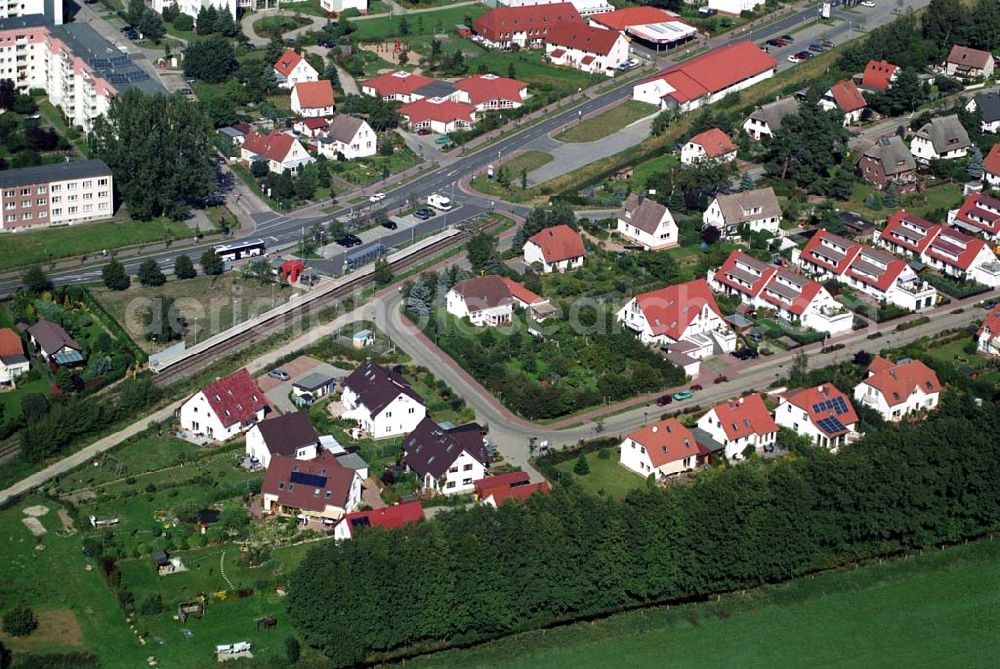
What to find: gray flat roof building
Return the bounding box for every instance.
[0,160,112,190]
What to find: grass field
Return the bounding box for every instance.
[555,101,658,143]
[554,449,642,500]
[838,180,964,221]
[408,537,1000,668]
[252,15,312,37]
[631,153,680,192]
[469,150,553,201]
[352,6,487,42]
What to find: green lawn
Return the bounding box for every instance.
[252,15,313,37]
[467,49,595,93]
[838,180,965,221]
[0,376,50,420]
[555,101,658,143]
[0,217,193,271]
[632,153,680,192]
[408,538,1000,668]
[469,150,552,202]
[329,133,422,186]
[56,434,207,493]
[554,450,642,500]
[352,5,487,42]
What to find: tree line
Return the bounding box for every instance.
[287,393,1000,666]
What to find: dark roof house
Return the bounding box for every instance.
[403,417,489,479]
[253,412,319,458]
[342,360,424,416]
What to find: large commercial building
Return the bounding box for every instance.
[0,15,161,132]
[0,160,114,231]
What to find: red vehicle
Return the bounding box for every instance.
[713,375,729,384]
[690,384,703,391]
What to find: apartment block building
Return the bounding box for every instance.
[0,0,60,24]
[0,160,114,231]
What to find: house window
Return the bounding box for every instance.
[408,407,415,414]
[446,481,456,489]
[385,411,391,418]
[448,466,458,473]
[462,478,472,485]
[463,464,473,471]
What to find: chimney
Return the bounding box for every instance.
[818,384,825,394]
[738,397,744,405]
[651,425,658,433]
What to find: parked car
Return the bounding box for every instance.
[316,38,334,48]
[417,128,431,136]
[787,54,802,63]
[781,34,794,42]
[861,1,875,6]
[821,39,835,48]
[413,208,434,220]
[336,234,362,247]
[713,375,728,384]
[690,384,703,392]
[267,369,289,381]
[369,192,386,203]
[185,76,196,84]
[796,50,813,60]
[672,390,694,401]
[119,25,133,32]
[981,300,997,310]
[655,394,673,406]
[381,220,398,230]
[809,43,824,52]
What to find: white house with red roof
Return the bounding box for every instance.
[793,230,937,312]
[775,384,859,451]
[681,128,737,165]
[707,251,853,335]
[949,191,1000,242]
[860,60,899,92]
[473,3,585,49]
[179,368,270,441]
[619,418,710,480]
[360,70,453,103]
[290,80,335,118]
[446,275,552,326]
[853,357,941,422]
[633,41,776,113]
[399,98,477,134]
[873,210,938,258]
[293,117,329,138]
[977,305,1000,356]
[454,74,528,111]
[617,192,678,250]
[819,80,867,125]
[273,49,318,89]
[523,224,585,273]
[616,278,736,357]
[696,394,778,461]
[333,501,425,541]
[985,144,1000,188]
[544,23,629,75]
[240,130,314,174]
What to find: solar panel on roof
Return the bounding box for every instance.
[816,417,846,434]
[350,517,372,529]
[289,471,327,488]
[830,397,848,415]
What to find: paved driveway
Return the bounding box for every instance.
[258,355,349,413]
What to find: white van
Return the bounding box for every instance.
[427,193,452,211]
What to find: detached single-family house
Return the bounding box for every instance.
[984,144,1000,187]
[273,49,319,89]
[696,394,778,461]
[743,97,799,140]
[860,59,899,92]
[245,411,319,469]
[523,224,585,273]
[853,356,941,422]
[775,384,859,451]
[819,80,867,125]
[446,275,553,325]
[455,74,528,111]
[402,418,489,495]
[965,91,1000,133]
[680,128,737,165]
[26,320,83,367]
[702,187,782,238]
[261,451,362,522]
[616,193,678,250]
[178,368,270,441]
[399,98,477,135]
[944,45,994,80]
[707,250,853,335]
[290,80,335,118]
[910,115,971,163]
[0,328,29,387]
[293,117,329,138]
[617,278,737,357]
[857,136,918,194]
[240,131,314,174]
[545,23,629,75]
[948,192,1000,242]
[333,501,425,541]
[341,360,426,439]
[476,473,550,507]
[316,115,377,161]
[361,70,455,103]
[977,305,1000,356]
[619,418,711,480]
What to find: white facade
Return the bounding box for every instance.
[545,32,629,76]
[290,88,335,118]
[340,387,426,438]
[320,0,367,13]
[774,399,858,451]
[680,141,736,165]
[616,207,678,251]
[445,288,513,327]
[0,358,29,386]
[240,136,314,175]
[696,409,776,461]
[522,240,584,273]
[616,298,736,356]
[178,391,266,442]
[853,379,939,422]
[634,67,773,113]
[702,196,781,238]
[245,427,317,470]
[910,134,968,162]
[316,120,377,161]
[708,0,764,14]
[0,0,60,23]
[157,0,238,21]
[498,0,613,16]
[275,56,319,90]
[419,449,489,496]
[618,435,698,479]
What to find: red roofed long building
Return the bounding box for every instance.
[681,128,737,165]
[179,368,270,442]
[977,305,1000,356]
[853,357,941,422]
[399,97,477,134]
[240,130,314,174]
[360,70,445,103]
[619,418,712,480]
[333,501,425,540]
[474,3,584,49]
[617,278,737,356]
[523,224,586,272]
[544,22,629,75]
[949,191,1000,242]
[697,394,778,460]
[455,74,528,111]
[633,41,777,112]
[775,384,859,450]
[589,7,697,52]
[861,60,899,91]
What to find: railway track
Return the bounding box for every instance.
[151,221,488,387]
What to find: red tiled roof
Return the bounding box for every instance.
[262,451,356,513]
[632,279,723,340]
[337,501,424,537]
[946,45,992,70]
[527,224,585,263]
[399,98,475,125]
[861,60,898,91]
[546,23,622,56]
[456,74,527,106]
[924,227,989,272]
[363,70,437,97]
[758,268,825,317]
[580,55,596,66]
[954,192,1000,237]
[985,143,1000,176]
[452,275,545,309]
[274,49,305,77]
[242,131,296,163]
[713,250,776,300]
[641,41,777,105]
[293,80,334,109]
[297,118,329,130]
[627,418,707,469]
[977,305,1000,342]
[829,79,867,113]
[710,394,778,441]
[475,472,530,497]
[881,211,938,255]
[688,127,736,157]
[551,48,566,58]
[590,6,673,31]
[487,481,550,506]
[782,384,858,437]
[501,276,546,306]
[199,368,269,428]
[862,358,942,407]
[474,3,583,43]
[0,328,24,358]
[846,246,909,293]
[799,230,863,277]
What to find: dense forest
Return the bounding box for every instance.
[287,393,1000,666]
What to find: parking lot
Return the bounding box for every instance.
[257,355,349,414]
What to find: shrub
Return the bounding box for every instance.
[3,607,38,637]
